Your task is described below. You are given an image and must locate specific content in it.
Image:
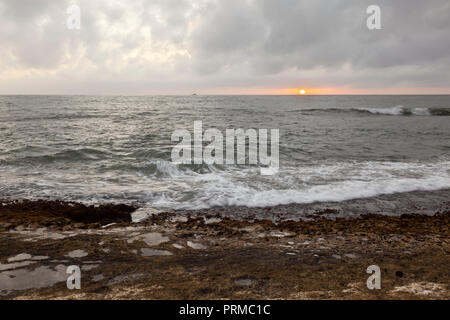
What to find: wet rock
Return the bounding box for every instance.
[0,265,67,293]
[0,200,136,227]
[31,255,49,261]
[92,274,105,282]
[0,261,36,271]
[140,248,173,257]
[66,250,89,258]
[187,241,208,250]
[108,273,144,285]
[270,231,293,238]
[128,232,169,247]
[234,278,254,286]
[82,264,99,271]
[7,253,32,262]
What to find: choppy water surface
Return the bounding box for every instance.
[0,95,449,212]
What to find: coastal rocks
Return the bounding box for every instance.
[270,231,293,238]
[91,274,105,282]
[32,255,50,261]
[0,260,36,271]
[66,249,89,258]
[101,223,117,229]
[7,253,32,262]
[390,282,447,297]
[0,200,449,299]
[1,254,50,271]
[0,200,136,228]
[140,248,173,257]
[108,273,144,285]
[0,265,67,294]
[187,241,208,250]
[131,208,163,223]
[128,232,170,247]
[81,264,99,271]
[204,217,222,224]
[9,227,73,241]
[234,278,255,287]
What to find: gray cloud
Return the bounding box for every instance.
[0,0,449,94]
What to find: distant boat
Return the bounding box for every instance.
[192,93,197,96]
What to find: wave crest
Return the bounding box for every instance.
[301,105,450,116]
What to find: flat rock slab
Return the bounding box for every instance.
[66,250,89,258]
[140,248,173,257]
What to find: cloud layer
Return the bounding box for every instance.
[1,0,449,94]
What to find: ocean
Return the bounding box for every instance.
[0,95,449,215]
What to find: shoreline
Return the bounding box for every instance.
[0,196,449,299]
[2,188,449,225]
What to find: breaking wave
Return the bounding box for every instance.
[301,105,450,116]
[1,159,449,211]
[355,105,450,116]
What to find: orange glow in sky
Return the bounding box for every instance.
[196,87,450,95]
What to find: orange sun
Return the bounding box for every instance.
[299,89,306,95]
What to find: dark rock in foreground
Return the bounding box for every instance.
[0,200,136,228]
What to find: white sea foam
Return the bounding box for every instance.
[411,107,431,116]
[1,159,449,211]
[356,105,433,116]
[357,105,407,115]
[139,160,450,210]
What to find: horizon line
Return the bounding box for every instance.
[1,93,450,96]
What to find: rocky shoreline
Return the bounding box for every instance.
[0,198,449,299]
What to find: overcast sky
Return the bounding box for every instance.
[1,0,449,94]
